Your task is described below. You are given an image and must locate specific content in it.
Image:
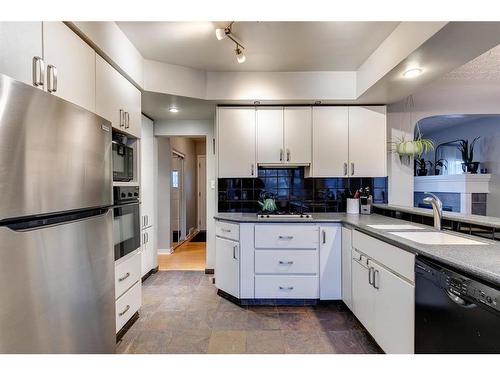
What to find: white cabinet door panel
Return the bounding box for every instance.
[312,107,349,177]
[43,22,96,112]
[351,252,375,334]
[348,106,386,177]
[215,237,240,298]
[341,227,353,309]
[141,226,155,277]
[0,22,43,87]
[257,107,284,164]
[115,281,141,333]
[284,107,312,164]
[141,115,155,229]
[218,108,256,178]
[372,262,415,354]
[319,225,342,300]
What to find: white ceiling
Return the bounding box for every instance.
[142,91,216,121]
[118,21,399,72]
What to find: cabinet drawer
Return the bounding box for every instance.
[254,225,319,249]
[352,230,414,282]
[255,250,318,275]
[255,275,319,298]
[115,281,141,333]
[115,251,141,299]
[215,221,239,241]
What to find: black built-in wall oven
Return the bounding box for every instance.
[113,186,140,260]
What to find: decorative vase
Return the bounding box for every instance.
[417,169,428,176]
[461,162,479,174]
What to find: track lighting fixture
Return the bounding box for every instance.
[215,22,247,64]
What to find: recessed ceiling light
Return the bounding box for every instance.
[403,68,423,78]
[169,107,179,113]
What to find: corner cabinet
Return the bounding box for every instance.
[96,54,141,138]
[217,107,256,178]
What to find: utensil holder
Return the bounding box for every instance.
[347,198,360,215]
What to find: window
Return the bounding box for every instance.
[172,170,179,188]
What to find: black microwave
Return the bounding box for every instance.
[112,142,134,181]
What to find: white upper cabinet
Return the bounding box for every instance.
[348,106,387,177]
[96,54,141,138]
[43,22,96,112]
[312,106,349,177]
[284,107,312,164]
[0,22,43,87]
[217,107,256,178]
[257,107,284,164]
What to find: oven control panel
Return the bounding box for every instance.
[113,186,139,204]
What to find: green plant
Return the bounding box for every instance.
[457,137,480,163]
[390,125,434,159]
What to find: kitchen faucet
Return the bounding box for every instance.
[423,192,443,230]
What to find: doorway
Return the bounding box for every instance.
[159,136,207,271]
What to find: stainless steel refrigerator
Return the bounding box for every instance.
[0,74,115,353]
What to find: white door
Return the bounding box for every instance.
[284,107,312,164]
[257,107,284,164]
[43,22,96,112]
[348,106,387,177]
[140,115,155,229]
[372,263,415,354]
[218,107,256,178]
[0,22,43,87]
[312,106,349,177]
[215,237,240,298]
[197,155,207,230]
[351,252,375,333]
[319,225,342,300]
[141,226,155,277]
[341,227,353,310]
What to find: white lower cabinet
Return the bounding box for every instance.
[319,225,342,300]
[215,236,240,298]
[115,281,141,333]
[350,230,415,354]
[114,251,142,333]
[341,226,353,309]
[141,226,156,278]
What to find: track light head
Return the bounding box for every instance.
[215,28,227,40]
[235,46,246,64]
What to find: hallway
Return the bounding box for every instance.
[158,239,206,271]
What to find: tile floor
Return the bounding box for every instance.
[116,271,383,354]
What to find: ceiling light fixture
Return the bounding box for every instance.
[215,22,247,64]
[169,107,179,113]
[403,67,423,78]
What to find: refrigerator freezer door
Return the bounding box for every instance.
[0,210,115,353]
[0,74,112,221]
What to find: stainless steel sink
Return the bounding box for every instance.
[367,224,425,230]
[388,231,487,245]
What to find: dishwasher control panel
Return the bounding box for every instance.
[444,273,499,312]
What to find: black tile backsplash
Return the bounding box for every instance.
[218,167,388,213]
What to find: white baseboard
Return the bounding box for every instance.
[158,248,173,255]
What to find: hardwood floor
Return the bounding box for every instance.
[158,241,206,271]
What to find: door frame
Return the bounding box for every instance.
[197,155,207,231]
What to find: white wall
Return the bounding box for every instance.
[387,68,500,209]
[157,137,172,253]
[155,120,216,269]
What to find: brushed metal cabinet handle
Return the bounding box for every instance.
[47,65,57,93]
[278,235,294,240]
[279,148,283,162]
[373,269,380,289]
[251,163,254,176]
[351,162,355,176]
[368,267,374,286]
[344,162,348,176]
[232,245,238,260]
[286,149,290,162]
[118,305,131,317]
[221,228,231,233]
[279,261,294,265]
[279,286,294,290]
[32,56,45,87]
[118,272,130,282]
[322,230,326,244]
[119,109,124,127]
[125,112,130,129]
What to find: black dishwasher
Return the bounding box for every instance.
[415,256,500,353]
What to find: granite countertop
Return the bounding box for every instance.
[373,203,500,229]
[214,212,500,286]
